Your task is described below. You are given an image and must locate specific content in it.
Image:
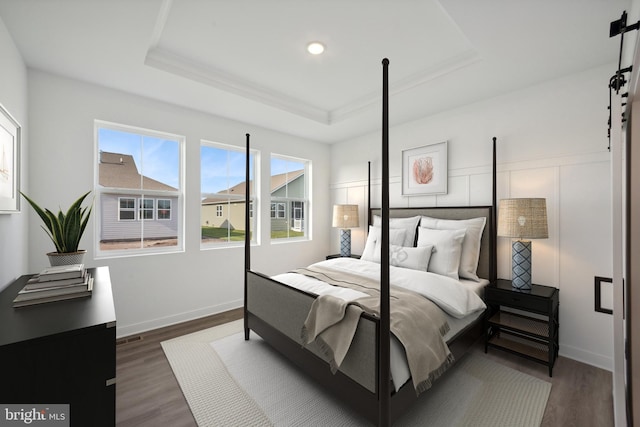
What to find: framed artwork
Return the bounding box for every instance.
[0,102,21,213]
[402,141,447,196]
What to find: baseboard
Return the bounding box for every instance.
[560,343,613,372]
[115,299,243,339]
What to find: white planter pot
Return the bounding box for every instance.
[47,250,86,267]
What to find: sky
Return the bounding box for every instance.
[99,128,304,195]
[201,144,253,195]
[98,128,180,189]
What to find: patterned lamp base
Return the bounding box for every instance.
[339,229,352,257]
[512,240,532,290]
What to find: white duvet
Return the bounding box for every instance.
[272,257,487,391]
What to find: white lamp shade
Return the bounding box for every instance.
[332,204,359,228]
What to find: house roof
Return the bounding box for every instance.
[202,169,304,205]
[99,151,178,191]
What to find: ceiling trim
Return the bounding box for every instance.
[145,47,331,124]
[143,0,482,127]
[145,45,482,127]
[330,49,482,124]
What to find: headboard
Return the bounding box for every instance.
[370,206,496,282]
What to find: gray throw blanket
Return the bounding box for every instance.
[297,264,454,395]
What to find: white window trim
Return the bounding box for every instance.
[270,153,311,242]
[200,139,259,250]
[94,120,185,259]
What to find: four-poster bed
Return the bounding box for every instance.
[243,59,498,426]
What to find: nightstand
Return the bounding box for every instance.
[326,254,361,260]
[484,279,559,376]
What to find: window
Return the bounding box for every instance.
[139,198,154,220]
[96,121,184,255]
[270,202,285,219]
[119,198,135,221]
[201,141,256,247]
[157,199,171,220]
[270,155,310,240]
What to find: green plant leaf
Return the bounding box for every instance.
[21,191,92,254]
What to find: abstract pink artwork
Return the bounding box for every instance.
[412,156,434,185]
[402,141,447,195]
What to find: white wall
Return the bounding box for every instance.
[0,15,28,290]
[27,70,331,337]
[330,64,614,370]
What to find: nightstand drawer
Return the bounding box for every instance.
[485,288,549,313]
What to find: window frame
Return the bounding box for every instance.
[270,154,311,242]
[200,139,259,249]
[94,120,185,258]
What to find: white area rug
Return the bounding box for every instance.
[161,320,551,427]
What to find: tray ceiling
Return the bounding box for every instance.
[0,0,629,142]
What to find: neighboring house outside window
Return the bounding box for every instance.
[201,141,257,247]
[96,121,184,256]
[270,155,310,240]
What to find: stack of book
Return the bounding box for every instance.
[13,264,93,308]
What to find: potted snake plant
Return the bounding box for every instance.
[21,191,93,266]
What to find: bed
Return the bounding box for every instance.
[243,59,497,426]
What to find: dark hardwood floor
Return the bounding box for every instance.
[115,308,613,427]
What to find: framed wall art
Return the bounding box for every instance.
[0,102,21,213]
[402,141,447,196]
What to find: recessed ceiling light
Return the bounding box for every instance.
[307,42,325,55]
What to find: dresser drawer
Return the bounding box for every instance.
[485,288,549,313]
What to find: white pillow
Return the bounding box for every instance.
[373,215,420,247]
[420,216,486,281]
[361,226,407,262]
[417,227,466,280]
[389,244,434,271]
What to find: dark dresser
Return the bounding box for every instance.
[0,266,116,426]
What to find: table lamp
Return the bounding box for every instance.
[498,198,548,290]
[332,204,359,257]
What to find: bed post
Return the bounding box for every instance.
[491,136,497,283]
[367,161,371,228]
[378,58,391,427]
[244,133,251,340]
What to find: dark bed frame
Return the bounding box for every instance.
[243,59,498,427]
